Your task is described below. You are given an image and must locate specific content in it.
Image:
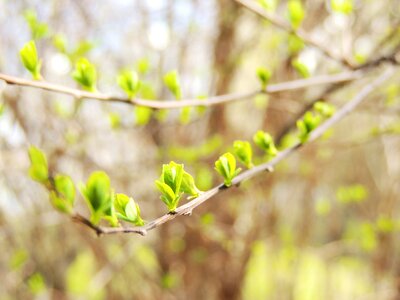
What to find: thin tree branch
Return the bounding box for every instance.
[234,0,354,68]
[0,71,361,109]
[71,67,395,236]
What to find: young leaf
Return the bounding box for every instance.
[20,40,42,80]
[117,70,141,98]
[253,130,278,156]
[50,174,75,213]
[288,0,305,29]
[292,59,310,78]
[72,58,97,92]
[331,0,353,14]
[163,70,182,99]
[256,67,272,90]
[28,146,48,183]
[114,193,145,226]
[259,0,277,12]
[23,10,49,40]
[80,171,112,224]
[233,140,253,169]
[313,101,336,118]
[181,171,202,199]
[297,111,321,143]
[215,152,241,187]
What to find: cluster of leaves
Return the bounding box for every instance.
[28,146,144,226]
[155,162,202,212]
[215,130,279,186]
[297,101,336,143]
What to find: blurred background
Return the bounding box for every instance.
[1,0,400,299]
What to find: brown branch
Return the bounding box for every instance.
[234,0,355,68]
[72,68,395,236]
[0,71,361,109]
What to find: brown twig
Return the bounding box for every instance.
[71,68,395,236]
[0,71,361,109]
[233,0,354,68]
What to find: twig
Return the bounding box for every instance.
[234,0,354,68]
[72,68,395,236]
[0,71,361,109]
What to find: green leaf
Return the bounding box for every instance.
[80,171,112,224]
[163,70,182,100]
[331,0,353,14]
[288,34,305,54]
[27,272,46,295]
[114,193,144,226]
[288,0,305,29]
[155,180,177,210]
[108,112,121,129]
[297,111,321,143]
[181,171,202,199]
[258,0,277,12]
[215,152,241,187]
[292,59,310,78]
[313,101,336,118]
[117,70,141,98]
[256,67,272,90]
[53,34,67,53]
[50,174,75,213]
[19,40,41,80]
[28,146,48,183]
[0,102,5,117]
[137,58,150,75]
[72,58,97,91]
[24,9,49,40]
[233,140,253,169]
[179,107,191,124]
[156,161,199,211]
[253,130,278,156]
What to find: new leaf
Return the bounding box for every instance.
[72,58,97,92]
[20,40,42,80]
[215,152,241,187]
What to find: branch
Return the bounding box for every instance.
[0,71,361,109]
[72,67,395,236]
[234,0,354,68]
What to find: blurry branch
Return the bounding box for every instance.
[71,68,395,236]
[234,0,354,68]
[275,44,400,143]
[0,71,361,109]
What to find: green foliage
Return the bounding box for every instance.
[288,34,305,54]
[9,249,28,271]
[287,0,305,29]
[72,58,97,91]
[233,140,254,169]
[296,112,321,143]
[331,0,353,14]
[163,70,182,99]
[117,70,141,98]
[50,174,75,213]
[23,10,49,40]
[108,112,121,129]
[66,251,103,299]
[256,67,272,90]
[136,58,150,75]
[258,0,277,12]
[215,152,241,187]
[80,171,117,226]
[376,215,395,233]
[292,59,310,78]
[114,193,144,226]
[28,146,48,183]
[155,162,201,212]
[0,102,5,117]
[27,273,46,295]
[313,101,336,117]
[253,130,278,156]
[53,34,67,53]
[336,184,368,204]
[19,40,42,80]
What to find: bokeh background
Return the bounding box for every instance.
[1,0,400,299]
